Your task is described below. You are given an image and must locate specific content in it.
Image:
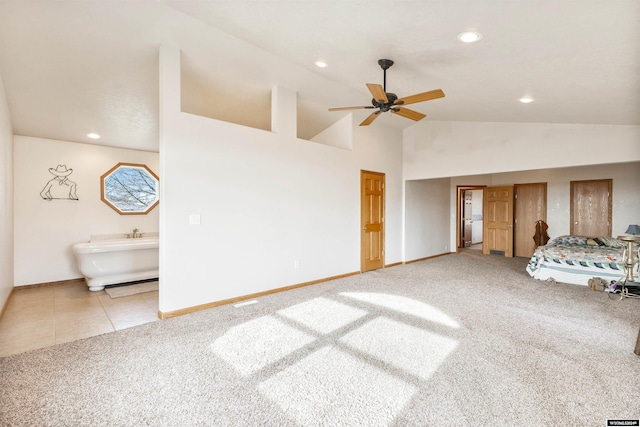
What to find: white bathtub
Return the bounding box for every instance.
[72,237,159,291]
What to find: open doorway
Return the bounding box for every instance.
[456,186,485,252]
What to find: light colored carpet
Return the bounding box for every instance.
[1,251,639,426]
[104,280,159,298]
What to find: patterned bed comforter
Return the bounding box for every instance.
[526,240,626,277]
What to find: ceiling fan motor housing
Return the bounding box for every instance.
[372,92,398,111]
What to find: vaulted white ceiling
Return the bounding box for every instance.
[0,0,637,152]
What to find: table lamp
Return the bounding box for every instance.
[625,224,640,235]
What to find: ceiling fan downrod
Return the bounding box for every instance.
[378,59,394,92]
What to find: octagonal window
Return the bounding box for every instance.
[101,163,159,215]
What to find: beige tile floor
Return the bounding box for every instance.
[0,281,159,357]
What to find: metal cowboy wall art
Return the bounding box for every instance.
[40,164,79,200]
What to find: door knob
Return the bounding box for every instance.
[362,226,368,231]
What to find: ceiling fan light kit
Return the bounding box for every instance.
[329,59,445,126]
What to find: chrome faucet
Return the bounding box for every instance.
[133,228,140,238]
[127,228,141,239]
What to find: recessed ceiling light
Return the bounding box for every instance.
[87,133,100,139]
[519,97,534,104]
[315,60,327,68]
[457,31,483,43]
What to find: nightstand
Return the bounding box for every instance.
[615,235,640,295]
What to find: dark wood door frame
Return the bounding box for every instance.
[455,185,486,253]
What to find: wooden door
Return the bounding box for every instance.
[361,171,385,272]
[514,183,547,257]
[570,179,612,237]
[483,186,514,257]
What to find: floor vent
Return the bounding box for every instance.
[489,250,505,256]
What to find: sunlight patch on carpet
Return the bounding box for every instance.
[258,345,416,426]
[340,316,458,381]
[340,292,460,329]
[277,297,368,334]
[210,316,315,376]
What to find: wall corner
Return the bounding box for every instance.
[271,85,297,139]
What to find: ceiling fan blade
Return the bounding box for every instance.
[328,106,375,111]
[395,89,445,106]
[359,111,381,126]
[366,83,388,103]
[391,107,426,121]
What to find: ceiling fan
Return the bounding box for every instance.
[329,59,445,126]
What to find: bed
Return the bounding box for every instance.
[526,235,629,286]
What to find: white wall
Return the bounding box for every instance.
[13,136,159,286]
[404,178,450,261]
[404,121,640,180]
[0,73,13,309]
[354,124,404,266]
[159,45,403,313]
